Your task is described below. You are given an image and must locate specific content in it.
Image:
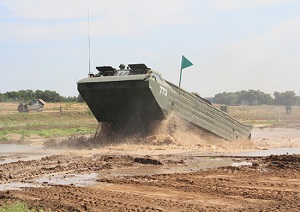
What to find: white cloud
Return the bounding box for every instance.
[214,0,297,10]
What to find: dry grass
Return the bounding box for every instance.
[0,102,97,143]
[1,102,300,143]
[224,105,300,127]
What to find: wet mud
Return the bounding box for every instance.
[0,150,299,211]
[1,125,300,211]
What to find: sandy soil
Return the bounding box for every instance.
[0,125,300,211]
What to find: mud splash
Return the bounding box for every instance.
[44,115,255,154]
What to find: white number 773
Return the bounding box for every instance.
[160,86,167,96]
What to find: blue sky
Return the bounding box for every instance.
[1,0,300,97]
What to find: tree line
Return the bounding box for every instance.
[0,90,83,103]
[1,89,299,106]
[212,89,300,106]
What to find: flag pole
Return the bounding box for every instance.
[179,55,193,90]
[178,68,183,88]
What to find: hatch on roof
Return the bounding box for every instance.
[96,66,116,76]
[96,66,115,72]
[128,64,149,70]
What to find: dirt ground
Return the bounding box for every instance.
[0,152,300,211]
[1,104,300,211]
[0,126,300,211]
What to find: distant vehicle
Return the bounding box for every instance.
[17,99,45,112]
[77,64,252,140]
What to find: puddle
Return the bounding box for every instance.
[231,161,252,167]
[0,144,62,164]
[0,144,44,154]
[238,148,300,157]
[0,173,98,191]
[98,158,234,178]
[0,182,41,191]
[36,173,98,187]
[0,155,47,165]
[98,166,177,178]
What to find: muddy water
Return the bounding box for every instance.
[100,157,234,177]
[36,173,98,187]
[0,144,62,164]
[231,161,252,166]
[1,125,300,191]
[0,144,39,153]
[238,147,300,157]
[0,182,41,191]
[28,157,233,190]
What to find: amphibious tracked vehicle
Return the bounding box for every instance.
[77,64,252,140]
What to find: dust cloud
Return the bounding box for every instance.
[44,114,255,153]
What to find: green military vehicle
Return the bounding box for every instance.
[77,64,252,140]
[17,99,45,113]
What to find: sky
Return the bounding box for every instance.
[1,0,300,98]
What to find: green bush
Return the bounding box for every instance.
[0,201,40,212]
[0,135,9,142]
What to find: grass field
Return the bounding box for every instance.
[0,102,300,143]
[226,105,300,127]
[0,102,98,142]
[0,201,39,212]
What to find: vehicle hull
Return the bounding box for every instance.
[78,74,252,140]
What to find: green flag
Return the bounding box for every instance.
[181,55,193,70]
[179,55,193,87]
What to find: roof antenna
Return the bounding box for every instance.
[88,11,91,76]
